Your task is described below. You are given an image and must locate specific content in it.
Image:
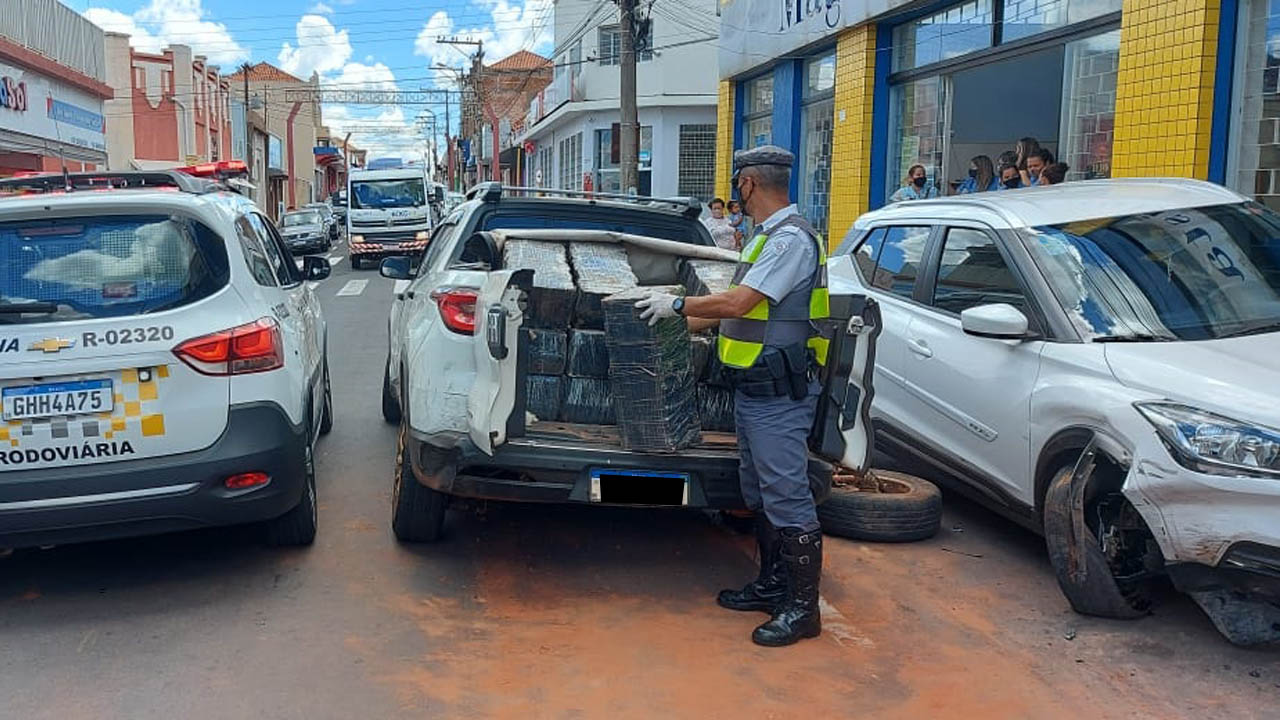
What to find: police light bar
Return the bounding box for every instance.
[177,160,248,178]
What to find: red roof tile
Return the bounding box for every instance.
[225,62,304,84]
[487,50,551,72]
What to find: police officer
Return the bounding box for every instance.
[636,145,829,647]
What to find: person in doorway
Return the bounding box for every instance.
[999,163,1023,190]
[728,200,749,245]
[1025,148,1055,186]
[956,155,999,194]
[1039,162,1069,186]
[889,164,937,203]
[704,197,739,251]
[634,145,829,648]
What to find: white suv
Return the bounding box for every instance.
[0,171,332,549]
[830,179,1280,645]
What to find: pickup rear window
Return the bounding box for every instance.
[0,215,230,324]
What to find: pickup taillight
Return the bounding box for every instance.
[431,287,479,335]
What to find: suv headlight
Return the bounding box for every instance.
[1136,402,1280,478]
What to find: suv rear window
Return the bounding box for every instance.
[0,215,230,324]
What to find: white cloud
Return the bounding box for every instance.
[278,14,352,79]
[308,2,334,13]
[84,0,248,66]
[414,0,554,86]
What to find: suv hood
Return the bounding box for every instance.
[1104,334,1280,426]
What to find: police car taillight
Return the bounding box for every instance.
[173,318,284,375]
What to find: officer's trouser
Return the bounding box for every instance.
[733,379,820,532]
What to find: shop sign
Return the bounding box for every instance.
[719,0,918,78]
[0,61,105,153]
[0,77,27,112]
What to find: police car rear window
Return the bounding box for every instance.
[0,215,230,324]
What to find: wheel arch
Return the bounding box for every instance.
[1034,426,1132,516]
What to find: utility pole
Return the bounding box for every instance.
[619,0,639,195]
[439,37,498,184]
[444,91,453,191]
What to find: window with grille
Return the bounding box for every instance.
[677,124,717,202]
[558,133,582,190]
[800,52,836,237]
[598,23,653,66]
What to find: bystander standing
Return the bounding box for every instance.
[703,197,739,251]
[1039,162,1069,186]
[956,155,999,194]
[889,164,938,203]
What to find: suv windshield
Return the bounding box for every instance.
[284,211,320,227]
[1026,202,1280,341]
[351,179,425,209]
[0,215,230,324]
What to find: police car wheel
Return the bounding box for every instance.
[264,440,318,547]
[817,470,941,543]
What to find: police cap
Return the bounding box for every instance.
[732,145,794,177]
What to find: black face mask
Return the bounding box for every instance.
[1003,177,1021,189]
[912,176,927,188]
[968,168,978,179]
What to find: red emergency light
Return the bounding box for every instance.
[176,160,248,178]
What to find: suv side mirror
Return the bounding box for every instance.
[302,255,331,281]
[380,256,413,280]
[961,303,1029,339]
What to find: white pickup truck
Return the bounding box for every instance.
[376,185,877,542]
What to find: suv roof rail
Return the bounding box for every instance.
[0,170,221,196]
[464,182,704,218]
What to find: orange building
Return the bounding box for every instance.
[104,35,234,170]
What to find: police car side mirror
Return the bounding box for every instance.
[302,255,331,281]
[961,303,1029,339]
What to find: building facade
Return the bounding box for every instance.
[226,62,324,217]
[0,0,110,174]
[103,36,235,171]
[461,50,553,184]
[719,0,1269,246]
[518,0,720,200]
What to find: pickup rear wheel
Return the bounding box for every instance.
[391,423,447,543]
[817,470,941,542]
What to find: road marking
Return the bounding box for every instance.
[393,280,410,295]
[328,255,342,266]
[336,279,368,297]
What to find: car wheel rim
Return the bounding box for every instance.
[305,444,317,525]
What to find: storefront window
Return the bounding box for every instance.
[893,0,994,72]
[1003,0,1122,44]
[558,133,582,190]
[594,126,652,194]
[800,53,836,235]
[743,75,774,147]
[1230,0,1280,210]
[888,76,947,203]
[1058,30,1119,180]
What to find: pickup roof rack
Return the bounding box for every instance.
[464,182,704,219]
[0,170,221,195]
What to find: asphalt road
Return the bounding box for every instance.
[0,252,1275,719]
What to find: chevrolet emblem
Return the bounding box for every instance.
[29,338,74,353]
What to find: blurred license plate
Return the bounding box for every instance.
[2,379,114,420]
[589,469,690,505]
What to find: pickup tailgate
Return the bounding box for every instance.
[467,269,528,454]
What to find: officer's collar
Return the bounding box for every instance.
[758,204,800,233]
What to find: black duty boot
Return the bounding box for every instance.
[717,516,786,613]
[751,528,822,647]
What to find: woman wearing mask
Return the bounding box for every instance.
[703,197,739,251]
[956,155,999,194]
[889,164,937,203]
[999,163,1023,190]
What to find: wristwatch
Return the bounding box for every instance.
[672,297,686,316]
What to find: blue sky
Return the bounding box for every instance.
[66,0,555,158]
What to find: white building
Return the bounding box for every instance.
[518,0,719,201]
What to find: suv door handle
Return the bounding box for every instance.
[907,338,933,358]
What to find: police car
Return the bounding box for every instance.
[0,170,332,549]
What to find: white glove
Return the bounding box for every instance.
[635,290,680,327]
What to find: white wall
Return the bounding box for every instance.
[103,32,134,170]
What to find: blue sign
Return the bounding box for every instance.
[459,139,472,165]
[313,146,338,156]
[47,99,103,132]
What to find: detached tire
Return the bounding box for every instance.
[1043,466,1148,619]
[817,470,941,542]
[391,424,448,543]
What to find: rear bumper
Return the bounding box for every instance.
[406,429,832,510]
[287,238,329,253]
[0,402,308,548]
[349,238,428,258]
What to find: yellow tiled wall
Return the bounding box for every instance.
[827,24,877,248]
[715,80,736,202]
[1112,0,1221,178]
